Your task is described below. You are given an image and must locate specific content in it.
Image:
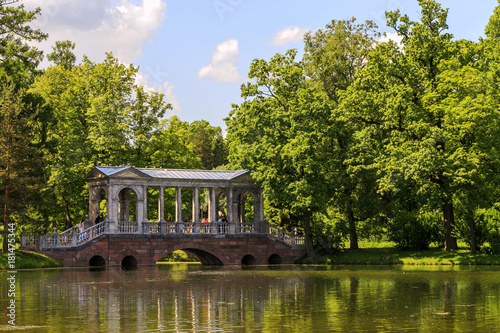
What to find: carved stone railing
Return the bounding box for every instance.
[267,224,304,247]
[118,222,137,233]
[21,221,305,249]
[237,223,254,233]
[27,222,108,249]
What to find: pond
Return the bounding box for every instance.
[1,264,500,332]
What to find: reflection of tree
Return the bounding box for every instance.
[443,279,457,331]
[3,267,500,331]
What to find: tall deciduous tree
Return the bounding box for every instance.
[0,78,42,251]
[303,19,380,249]
[339,0,500,251]
[226,50,338,258]
[47,40,76,70]
[187,120,228,170]
[0,0,46,250]
[31,53,171,229]
[0,0,47,83]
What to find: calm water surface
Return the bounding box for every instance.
[1,264,500,332]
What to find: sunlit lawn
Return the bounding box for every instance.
[327,240,500,265]
[0,250,62,270]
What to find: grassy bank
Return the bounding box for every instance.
[326,245,500,266]
[0,250,62,270]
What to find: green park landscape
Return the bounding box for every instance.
[4,0,500,268]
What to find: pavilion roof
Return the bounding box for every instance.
[91,166,251,181]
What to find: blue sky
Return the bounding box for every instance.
[24,0,499,131]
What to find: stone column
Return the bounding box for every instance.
[158,186,164,222]
[227,188,233,223]
[208,187,217,222]
[136,197,144,234]
[239,193,246,224]
[192,187,199,222]
[143,185,148,221]
[118,190,124,222]
[141,185,148,233]
[253,190,264,232]
[119,189,131,223]
[175,187,182,223]
[88,185,96,222]
[108,185,118,233]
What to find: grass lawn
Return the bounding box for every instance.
[326,240,500,265]
[0,250,62,270]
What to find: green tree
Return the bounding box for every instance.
[303,19,380,250]
[0,0,47,249]
[226,49,339,258]
[0,0,47,83]
[47,40,76,70]
[30,53,170,229]
[147,116,202,170]
[0,78,42,251]
[338,0,500,251]
[187,120,228,170]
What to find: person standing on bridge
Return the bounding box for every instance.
[202,217,209,233]
[94,212,100,225]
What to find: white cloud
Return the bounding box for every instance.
[271,26,309,46]
[162,82,182,112]
[24,0,166,64]
[135,71,182,112]
[198,39,244,82]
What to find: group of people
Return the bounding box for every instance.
[77,212,102,242]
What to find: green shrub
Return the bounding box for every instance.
[387,211,439,250]
[158,250,199,262]
[475,208,500,254]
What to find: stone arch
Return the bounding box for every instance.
[153,244,225,266]
[121,255,138,268]
[87,250,108,266]
[182,248,223,266]
[239,190,256,224]
[241,254,256,265]
[89,185,110,224]
[112,185,144,200]
[89,255,106,267]
[215,188,227,220]
[268,253,282,264]
[116,187,140,222]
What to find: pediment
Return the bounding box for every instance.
[113,167,151,179]
[230,172,257,184]
[86,168,108,180]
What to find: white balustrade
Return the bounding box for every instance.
[22,221,305,249]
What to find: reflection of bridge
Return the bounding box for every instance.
[21,166,306,266]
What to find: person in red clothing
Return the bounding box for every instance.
[202,217,209,233]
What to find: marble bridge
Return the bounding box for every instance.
[21,166,307,266]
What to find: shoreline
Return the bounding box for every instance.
[3,248,500,270]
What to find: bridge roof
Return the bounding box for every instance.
[90,166,251,181]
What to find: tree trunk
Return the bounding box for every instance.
[443,199,458,250]
[302,211,316,259]
[2,112,10,253]
[2,167,8,253]
[64,199,73,230]
[468,215,477,255]
[347,207,359,249]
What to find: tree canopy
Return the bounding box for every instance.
[3,0,500,258]
[226,0,500,256]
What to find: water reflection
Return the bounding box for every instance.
[1,265,500,332]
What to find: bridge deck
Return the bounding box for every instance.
[21,221,305,251]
